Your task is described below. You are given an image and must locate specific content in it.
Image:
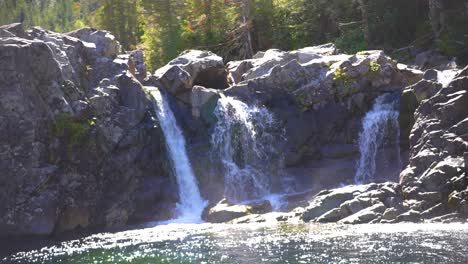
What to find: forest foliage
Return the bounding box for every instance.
[1,0,467,71]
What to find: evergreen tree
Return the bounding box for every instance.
[98,0,139,49]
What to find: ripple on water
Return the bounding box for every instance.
[3,223,468,263]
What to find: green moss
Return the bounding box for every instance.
[333,66,353,87]
[83,64,93,79]
[54,113,95,150]
[333,66,348,82]
[369,60,381,73]
[333,66,355,96]
[294,90,310,112]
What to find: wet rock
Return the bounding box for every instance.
[399,89,419,148]
[423,69,439,81]
[302,185,370,222]
[413,192,442,203]
[105,206,129,228]
[448,189,468,216]
[428,213,464,223]
[420,203,449,219]
[395,210,422,223]
[249,200,273,214]
[204,199,252,223]
[339,202,386,224]
[340,197,380,215]
[316,208,349,223]
[231,214,266,224]
[191,86,220,120]
[56,207,90,232]
[382,207,404,221]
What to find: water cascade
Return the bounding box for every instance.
[211,96,284,202]
[150,88,207,221]
[355,93,401,184]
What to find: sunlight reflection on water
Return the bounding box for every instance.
[3,223,468,263]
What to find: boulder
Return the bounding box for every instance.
[0,23,27,38]
[428,213,464,223]
[167,50,227,89]
[340,197,380,215]
[420,203,449,219]
[128,50,147,82]
[382,207,404,221]
[204,199,252,223]
[316,208,349,223]
[395,209,422,223]
[153,65,192,95]
[419,157,464,191]
[191,86,220,120]
[302,185,374,222]
[414,50,457,70]
[67,28,121,58]
[407,79,442,102]
[397,63,424,85]
[338,202,386,224]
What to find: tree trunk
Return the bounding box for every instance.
[429,0,446,40]
[241,0,254,58]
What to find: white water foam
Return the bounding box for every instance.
[211,96,284,202]
[355,94,401,184]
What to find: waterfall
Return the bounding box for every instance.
[354,93,401,184]
[150,88,207,222]
[211,96,284,202]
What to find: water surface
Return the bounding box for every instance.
[3,223,468,263]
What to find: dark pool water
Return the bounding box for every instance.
[2,223,468,263]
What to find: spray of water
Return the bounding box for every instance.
[438,69,460,88]
[211,96,284,202]
[355,94,401,184]
[150,88,207,222]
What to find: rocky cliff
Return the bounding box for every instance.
[1,23,467,238]
[0,24,176,237]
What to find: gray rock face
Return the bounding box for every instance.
[294,63,467,223]
[0,24,174,237]
[302,184,378,222]
[339,202,386,224]
[67,27,121,58]
[221,45,415,174]
[400,65,468,207]
[301,183,398,223]
[128,50,147,82]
